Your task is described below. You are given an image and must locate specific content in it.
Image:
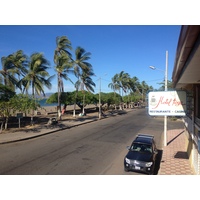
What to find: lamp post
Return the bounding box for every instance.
[149,50,168,147]
[98,74,107,119]
[99,77,102,119]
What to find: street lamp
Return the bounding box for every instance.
[149,51,168,147]
[99,77,102,119]
[98,74,107,119]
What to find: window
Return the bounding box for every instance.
[131,143,152,153]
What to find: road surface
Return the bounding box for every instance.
[0,109,184,175]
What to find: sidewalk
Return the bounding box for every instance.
[0,110,195,175]
[0,110,123,144]
[158,129,195,175]
[0,113,100,144]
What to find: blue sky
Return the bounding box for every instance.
[0,25,181,94]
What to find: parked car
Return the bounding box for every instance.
[124,134,158,175]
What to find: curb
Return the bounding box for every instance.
[0,111,123,145]
[0,118,99,145]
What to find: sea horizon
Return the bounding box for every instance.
[38,99,62,107]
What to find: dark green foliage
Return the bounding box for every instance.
[95,92,122,107]
[0,83,15,102]
[46,91,98,109]
[46,92,73,105]
[0,94,40,130]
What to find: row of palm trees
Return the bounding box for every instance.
[0,36,96,117]
[53,36,96,116]
[1,35,155,117]
[108,71,153,107]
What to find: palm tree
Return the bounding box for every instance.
[127,76,140,106]
[0,74,3,84]
[0,50,28,92]
[137,81,147,103]
[108,74,120,109]
[0,56,17,90]
[79,70,96,114]
[54,54,73,115]
[117,71,131,109]
[120,71,131,93]
[54,36,72,116]
[158,79,173,90]
[72,47,94,117]
[7,50,28,91]
[21,53,54,123]
[108,74,121,93]
[0,83,15,102]
[129,76,139,92]
[0,56,9,86]
[74,47,92,73]
[21,53,54,97]
[54,36,72,58]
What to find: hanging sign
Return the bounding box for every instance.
[148,91,187,116]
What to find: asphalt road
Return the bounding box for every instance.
[0,108,184,175]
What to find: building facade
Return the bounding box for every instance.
[172,25,200,174]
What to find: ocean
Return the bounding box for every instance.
[38,99,61,107]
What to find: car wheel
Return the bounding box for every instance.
[124,167,129,172]
[148,170,155,175]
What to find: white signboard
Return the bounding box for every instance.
[148,91,187,116]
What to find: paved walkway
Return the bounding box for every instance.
[0,114,100,144]
[158,129,195,175]
[0,110,195,175]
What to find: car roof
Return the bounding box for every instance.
[133,134,154,145]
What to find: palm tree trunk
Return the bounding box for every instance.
[83,93,85,114]
[73,90,78,117]
[4,117,8,130]
[73,104,76,117]
[114,90,117,110]
[57,73,62,120]
[0,121,4,133]
[119,88,123,110]
[31,82,34,125]
[58,74,60,108]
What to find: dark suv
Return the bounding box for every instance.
[124,134,158,175]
